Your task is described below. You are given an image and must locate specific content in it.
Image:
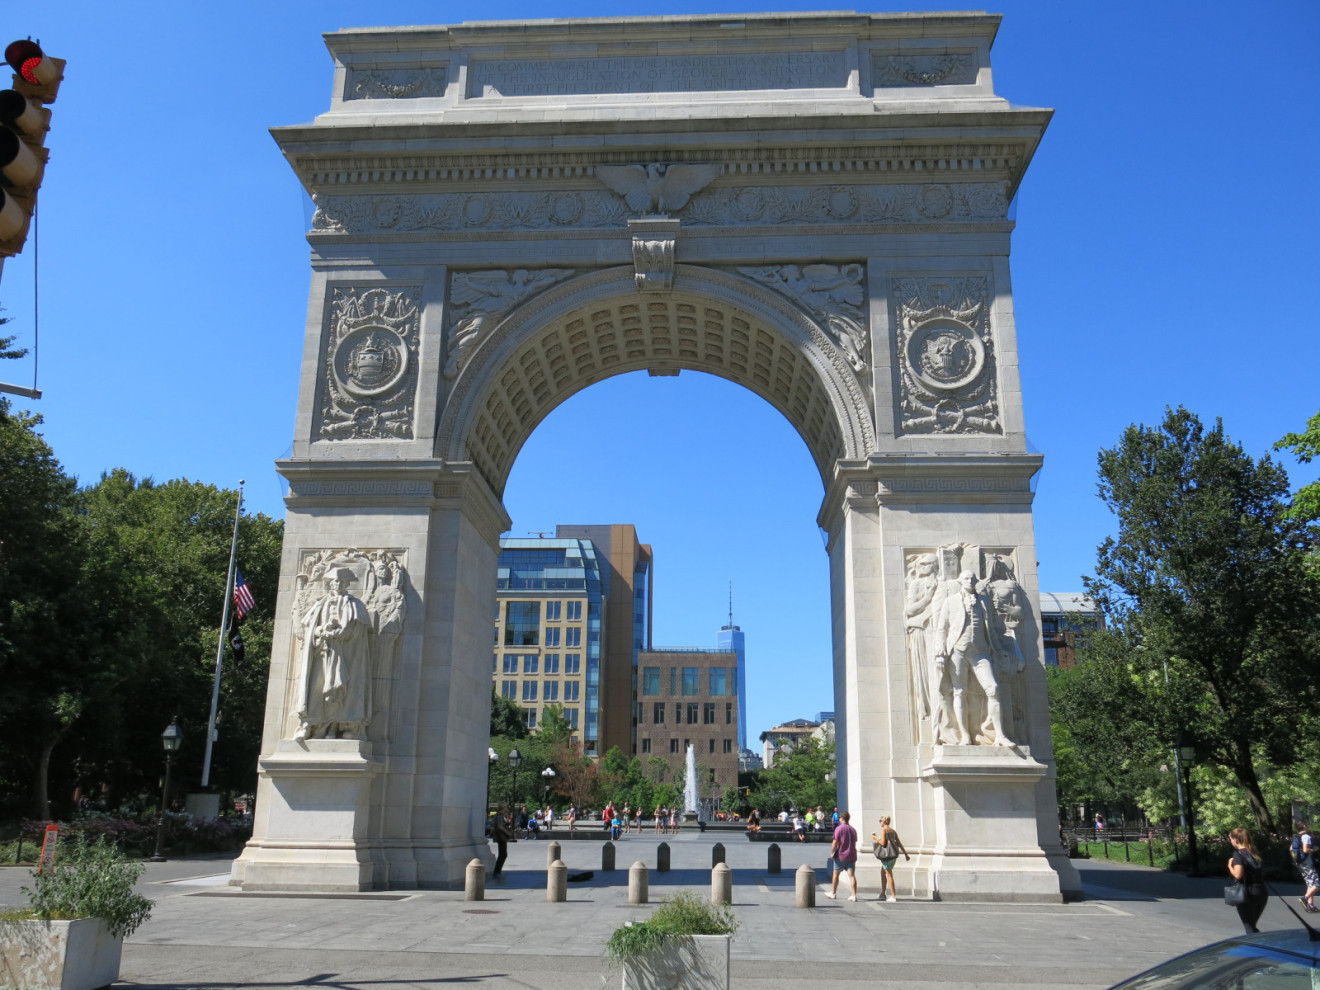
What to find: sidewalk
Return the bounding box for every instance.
[2,834,1312,989]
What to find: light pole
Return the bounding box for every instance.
[486,747,498,814]
[148,718,184,863]
[1175,731,1200,877]
[508,747,522,812]
[542,766,556,806]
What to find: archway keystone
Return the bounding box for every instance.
[233,11,1079,900]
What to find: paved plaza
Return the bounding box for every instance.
[3,831,1313,989]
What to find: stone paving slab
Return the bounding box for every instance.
[1,834,1314,988]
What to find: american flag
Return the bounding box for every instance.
[233,569,256,620]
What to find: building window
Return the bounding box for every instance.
[503,654,518,674]
[565,627,581,647]
[682,667,699,695]
[564,681,580,701]
[674,703,681,724]
[565,707,579,728]
[726,702,733,724]
[641,738,652,754]
[703,703,716,724]
[709,667,727,696]
[723,738,732,754]
[566,601,582,621]
[1045,647,1059,667]
[545,600,561,621]
[501,680,516,699]
[1042,617,1060,637]
[523,655,538,674]
[730,669,737,695]
[709,738,715,754]
[642,667,661,695]
[670,668,677,695]
[522,681,538,701]
[653,702,665,724]
[565,653,581,674]
[683,739,690,753]
[545,627,560,647]
[544,681,559,701]
[544,653,559,674]
[523,708,536,729]
[504,601,540,645]
[686,703,698,724]
[670,738,679,754]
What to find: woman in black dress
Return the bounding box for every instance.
[1228,827,1269,933]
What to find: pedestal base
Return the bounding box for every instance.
[231,739,380,892]
[918,745,1065,902]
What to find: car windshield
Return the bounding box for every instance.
[1112,941,1320,989]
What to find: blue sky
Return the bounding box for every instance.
[2,0,1316,740]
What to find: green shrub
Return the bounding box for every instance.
[606,890,737,963]
[20,837,154,938]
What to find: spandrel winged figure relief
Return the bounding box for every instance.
[906,544,1031,747]
[290,549,408,740]
[738,264,870,373]
[444,269,575,379]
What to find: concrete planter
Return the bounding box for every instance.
[620,933,731,990]
[0,918,123,990]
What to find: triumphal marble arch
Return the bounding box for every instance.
[232,11,1081,901]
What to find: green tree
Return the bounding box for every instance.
[537,703,572,745]
[489,688,528,740]
[1086,407,1320,832]
[0,398,86,817]
[0,310,26,361]
[748,736,836,815]
[1275,408,1320,523]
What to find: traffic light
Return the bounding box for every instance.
[0,39,63,257]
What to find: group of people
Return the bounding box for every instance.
[1226,820,1318,935]
[825,811,911,902]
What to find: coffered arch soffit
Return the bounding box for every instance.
[437,265,877,496]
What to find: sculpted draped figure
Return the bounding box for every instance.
[290,549,408,741]
[905,544,1031,747]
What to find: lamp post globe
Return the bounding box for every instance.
[148,717,184,863]
[508,748,522,810]
[485,748,499,819]
[541,766,556,804]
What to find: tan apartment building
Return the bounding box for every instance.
[635,648,740,797]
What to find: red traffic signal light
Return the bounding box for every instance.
[5,40,56,88]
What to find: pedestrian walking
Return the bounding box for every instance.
[1226,827,1268,934]
[490,812,512,879]
[1294,821,1318,912]
[654,804,665,834]
[567,804,577,832]
[825,810,859,901]
[871,815,911,902]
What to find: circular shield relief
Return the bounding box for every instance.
[335,328,408,397]
[905,319,984,392]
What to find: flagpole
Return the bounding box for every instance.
[202,480,244,790]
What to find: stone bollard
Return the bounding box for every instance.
[547,859,567,902]
[711,842,726,867]
[711,862,732,906]
[767,843,781,875]
[656,842,671,872]
[795,863,816,908]
[628,861,649,905]
[546,840,562,869]
[465,858,485,901]
[602,840,616,871]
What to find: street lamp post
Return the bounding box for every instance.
[1175,731,1200,877]
[508,747,522,812]
[148,718,184,863]
[542,766,556,806]
[486,747,498,814]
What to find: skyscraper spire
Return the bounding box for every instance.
[727,580,733,628]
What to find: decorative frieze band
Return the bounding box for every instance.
[345,67,448,101]
[871,50,978,88]
[288,480,436,499]
[311,180,1008,234]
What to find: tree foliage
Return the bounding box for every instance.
[1275,408,1320,524]
[1081,407,1320,831]
[0,405,283,818]
[747,736,837,815]
[0,310,26,361]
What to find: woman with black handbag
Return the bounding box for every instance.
[1226,827,1269,933]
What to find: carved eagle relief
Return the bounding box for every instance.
[595,163,722,214]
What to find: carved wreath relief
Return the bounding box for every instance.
[892,276,1000,434]
[739,264,871,386]
[905,544,1030,747]
[444,270,576,380]
[318,287,421,440]
[289,549,408,740]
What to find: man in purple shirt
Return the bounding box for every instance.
[826,810,859,901]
